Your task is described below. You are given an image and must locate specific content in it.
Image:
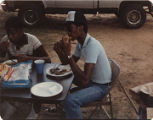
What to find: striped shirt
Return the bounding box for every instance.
[0,33,41,56]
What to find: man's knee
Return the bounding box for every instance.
[64,94,80,107]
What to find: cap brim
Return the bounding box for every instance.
[66,11,76,22]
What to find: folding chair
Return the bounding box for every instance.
[82,59,120,119]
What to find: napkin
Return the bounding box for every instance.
[130,82,153,97]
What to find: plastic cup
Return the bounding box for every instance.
[34,60,45,74]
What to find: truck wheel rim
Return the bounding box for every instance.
[24,10,39,26]
[127,10,141,25]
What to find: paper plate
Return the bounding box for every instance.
[31,82,63,97]
[140,86,153,97]
[46,64,72,77]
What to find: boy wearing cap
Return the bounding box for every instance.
[54,11,111,119]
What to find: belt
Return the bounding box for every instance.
[101,82,111,86]
[92,81,111,86]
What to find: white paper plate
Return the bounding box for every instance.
[31,82,63,97]
[140,87,153,97]
[3,59,18,65]
[46,64,72,77]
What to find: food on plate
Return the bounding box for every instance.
[50,66,70,75]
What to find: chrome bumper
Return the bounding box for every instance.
[1,2,8,11]
[1,1,14,11]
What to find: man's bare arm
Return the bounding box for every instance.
[14,46,51,63]
[69,56,95,87]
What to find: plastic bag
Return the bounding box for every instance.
[1,60,32,88]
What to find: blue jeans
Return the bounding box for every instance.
[64,82,111,119]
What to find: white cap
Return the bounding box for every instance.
[66,11,76,22]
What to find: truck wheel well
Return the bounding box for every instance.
[14,1,44,10]
[119,1,152,13]
[120,4,146,28]
[17,1,45,26]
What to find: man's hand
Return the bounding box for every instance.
[0,77,1,88]
[15,54,30,62]
[61,36,71,56]
[54,41,69,64]
[0,41,9,53]
[53,36,71,65]
[54,41,63,55]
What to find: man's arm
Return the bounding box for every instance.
[33,45,51,62]
[72,55,80,63]
[15,45,51,63]
[69,56,95,87]
[0,41,9,57]
[54,39,71,65]
[54,38,94,86]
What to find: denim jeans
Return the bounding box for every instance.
[64,82,111,119]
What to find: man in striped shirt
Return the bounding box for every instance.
[0,16,51,120]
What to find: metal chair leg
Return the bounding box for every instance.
[101,106,111,119]
[109,93,113,119]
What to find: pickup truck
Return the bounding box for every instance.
[1,0,153,28]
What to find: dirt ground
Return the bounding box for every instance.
[0,7,153,119]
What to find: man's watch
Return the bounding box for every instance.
[68,55,71,59]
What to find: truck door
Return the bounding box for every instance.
[55,0,95,9]
[43,0,56,8]
[98,0,119,8]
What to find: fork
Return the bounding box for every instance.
[54,64,60,69]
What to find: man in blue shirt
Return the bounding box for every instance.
[54,11,111,119]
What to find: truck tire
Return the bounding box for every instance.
[18,6,44,27]
[121,5,146,28]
